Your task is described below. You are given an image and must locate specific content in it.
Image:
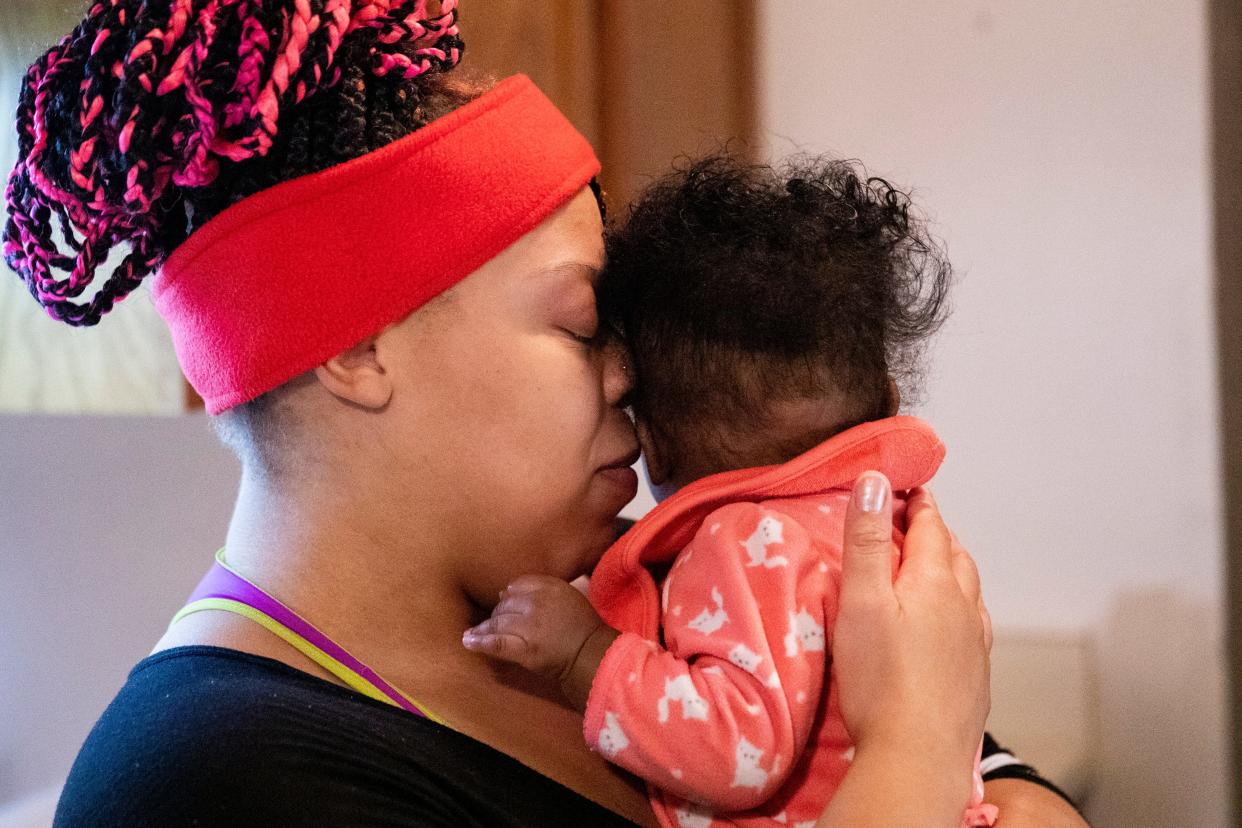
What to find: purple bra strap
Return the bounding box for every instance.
[185,559,428,718]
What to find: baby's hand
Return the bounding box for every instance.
[462,575,617,698]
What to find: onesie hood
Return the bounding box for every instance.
[589,415,945,636]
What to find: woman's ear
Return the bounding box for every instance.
[313,335,393,410]
[883,376,902,417]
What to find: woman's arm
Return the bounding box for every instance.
[983,778,1088,827]
[979,733,1088,826]
[816,473,991,827]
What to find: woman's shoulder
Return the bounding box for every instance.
[82,645,434,749]
[54,646,637,827]
[55,646,461,826]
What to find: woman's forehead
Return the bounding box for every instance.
[531,188,605,262]
[527,261,601,316]
[462,189,603,305]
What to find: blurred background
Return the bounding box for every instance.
[1,1,1238,826]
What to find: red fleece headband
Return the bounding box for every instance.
[153,74,600,414]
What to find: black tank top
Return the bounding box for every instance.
[55,646,1075,826]
[54,646,640,827]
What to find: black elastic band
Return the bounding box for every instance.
[981,732,1083,815]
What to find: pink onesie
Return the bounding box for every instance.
[586,417,997,828]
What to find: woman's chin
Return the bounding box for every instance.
[568,520,621,579]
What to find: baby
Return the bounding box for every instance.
[463,155,996,828]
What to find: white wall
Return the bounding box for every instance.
[0,414,241,805]
[755,1,1228,825]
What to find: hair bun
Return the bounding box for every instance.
[4,0,463,326]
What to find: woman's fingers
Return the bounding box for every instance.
[901,486,954,578]
[832,471,992,795]
[906,485,992,656]
[949,536,982,607]
[840,470,897,610]
[980,598,994,653]
[946,517,992,652]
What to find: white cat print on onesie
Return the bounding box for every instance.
[674,801,715,828]
[731,736,780,790]
[688,587,729,635]
[740,516,788,568]
[783,607,826,657]
[657,675,710,723]
[597,711,629,758]
[727,642,764,674]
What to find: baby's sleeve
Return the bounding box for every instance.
[583,502,834,812]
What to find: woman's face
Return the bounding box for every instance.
[377,189,639,602]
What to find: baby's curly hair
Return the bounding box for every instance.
[601,153,952,475]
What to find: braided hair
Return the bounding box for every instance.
[3,0,468,328]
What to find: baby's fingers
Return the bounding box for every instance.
[461,629,530,662]
[493,592,534,618]
[504,574,563,595]
[462,613,533,663]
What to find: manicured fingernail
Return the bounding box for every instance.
[856,471,889,514]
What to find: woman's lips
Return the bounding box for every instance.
[596,463,640,501]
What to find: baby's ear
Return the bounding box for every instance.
[636,419,669,485]
[883,377,901,417]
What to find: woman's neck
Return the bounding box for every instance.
[222,469,483,673]
[213,469,656,825]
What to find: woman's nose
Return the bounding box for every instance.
[601,334,635,407]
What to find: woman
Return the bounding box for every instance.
[4,2,1084,825]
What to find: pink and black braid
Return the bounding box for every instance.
[3,0,464,327]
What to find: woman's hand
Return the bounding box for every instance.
[835,471,991,765]
[817,471,992,828]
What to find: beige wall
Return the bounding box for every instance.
[754,1,1228,825]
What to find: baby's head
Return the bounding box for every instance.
[600,154,952,495]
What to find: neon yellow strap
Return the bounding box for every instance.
[171,553,446,726]
[172,598,401,708]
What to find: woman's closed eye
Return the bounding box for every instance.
[562,326,600,346]
[558,311,600,346]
